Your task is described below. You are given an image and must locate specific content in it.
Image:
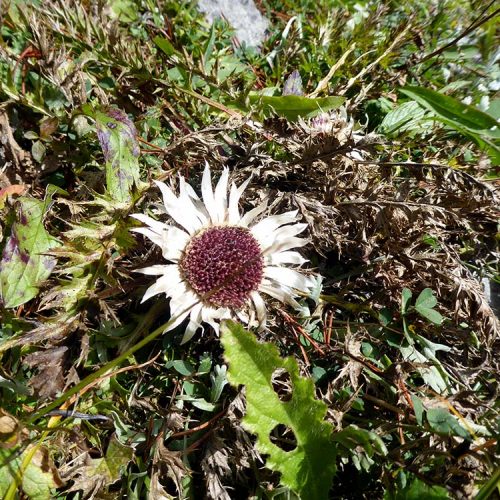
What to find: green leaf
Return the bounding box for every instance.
[333,425,388,457]
[426,408,471,440]
[400,86,500,163]
[379,308,392,326]
[107,0,137,22]
[399,345,449,393]
[410,395,424,426]
[239,94,345,122]
[210,364,228,402]
[415,288,437,309]
[44,275,92,313]
[414,288,443,325]
[379,101,427,135]
[0,445,60,500]
[416,307,444,325]
[202,23,216,72]
[168,359,194,376]
[0,196,60,308]
[191,399,217,412]
[87,106,141,203]
[400,86,499,133]
[312,365,327,382]
[153,36,178,57]
[96,437,134,478]
[487,98,500,121]
[384,475,449,500]
[401,288,412,314]
[475,468,500,500]
[415,334,451,358]
[221,321,336,500]
[31,140,46,163]
[197,354,212,374]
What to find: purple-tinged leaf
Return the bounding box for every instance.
[0,196,60,308]
[93,107,140,203]
[283,70,304,96]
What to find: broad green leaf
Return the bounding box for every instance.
[379,101,428,135]
[168,359,194,376]
[0,196,60,308]
[85,106,141,203]
[235,94,345,122]
[312,365,327,382]
[487,98,500,120]
[214,55,249,81]
[400,86,500,164]
[414,289,443,325]
[95,437,134,478]
[0,445,60,499]
[378,308,392,326]
[400,86,499,134]
[221,321,336,500]
[415,307,444,325]
[191,399,217,412]
[415,288,437,309]
[415,335,451,359]
[197,354,212,374]
[442,46,480,61]
[426,408,470,440]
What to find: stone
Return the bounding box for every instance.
[197,0,269,48]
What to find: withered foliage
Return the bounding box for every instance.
[24,346,69,399]
[161,116,499,336]
[146,116,499,497]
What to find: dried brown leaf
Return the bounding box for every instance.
[150,440,188,499]
[0,313,80,354]
[24,346,68,399]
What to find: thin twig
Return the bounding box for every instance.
[418,1,499,65]
[364,393,405,415]
[169,408,227,439]
[137,136,165,152]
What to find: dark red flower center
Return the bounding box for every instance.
[179,226,264,308]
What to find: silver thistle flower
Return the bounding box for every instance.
[131,164,314,343]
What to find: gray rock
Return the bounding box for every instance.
[482,277,500,318]
[197,0,269,48]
